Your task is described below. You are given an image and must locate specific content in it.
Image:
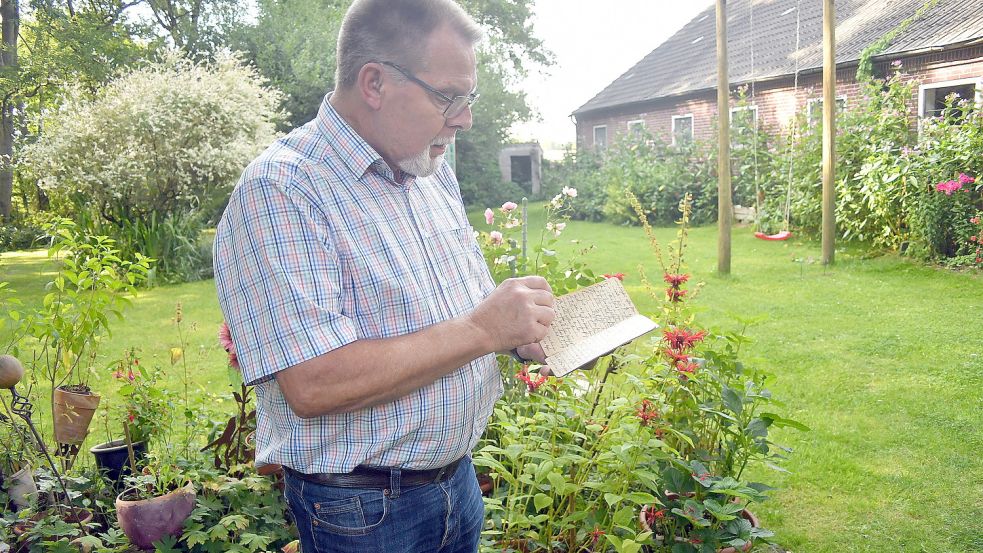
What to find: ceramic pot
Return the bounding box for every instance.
[90,440,147,484]
[116,483,196,550]
[5,465,38,511]
[52,387,101,445]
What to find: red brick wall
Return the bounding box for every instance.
[575,45,983,150]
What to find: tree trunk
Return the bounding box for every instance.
[0,0,19,222]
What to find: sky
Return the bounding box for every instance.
[510,0,716,149]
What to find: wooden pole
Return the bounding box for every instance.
[716,0,732,275]
[821,0,836,265]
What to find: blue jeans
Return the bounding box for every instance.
[283,457,484,553]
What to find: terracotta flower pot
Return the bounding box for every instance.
[639,504,760,553]
[53,387,101,445]
[116,483,196,550]
[5,465,38,511]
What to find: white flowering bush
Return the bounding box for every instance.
[23,51,284,224]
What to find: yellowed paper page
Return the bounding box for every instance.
[540,278,658,376]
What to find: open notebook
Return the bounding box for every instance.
[540,278,658,377]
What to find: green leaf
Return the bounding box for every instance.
[533,493,552,511]
[604,492,624,507]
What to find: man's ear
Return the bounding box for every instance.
[357,63,386,111]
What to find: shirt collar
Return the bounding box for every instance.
[314,93,416,187]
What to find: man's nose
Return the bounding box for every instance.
[446,104,473,132]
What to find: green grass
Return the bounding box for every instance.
[3,210,981,552]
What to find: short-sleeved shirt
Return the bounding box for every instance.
[213,94,501,473]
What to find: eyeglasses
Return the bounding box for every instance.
[377,61,479,119]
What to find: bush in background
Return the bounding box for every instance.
[21,52,284,282]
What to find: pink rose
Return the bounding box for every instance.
[484,208,494,225]
[501,201,518,212]
[490,231,504,245]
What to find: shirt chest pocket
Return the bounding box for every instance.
[423,225,493,318]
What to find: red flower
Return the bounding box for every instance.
[128,412,135,423]
[664,348,689,365]
[516,367,549,392]
[644,507,667,527]
[676,361,698,374]
[589,525,605,544]
[663,273,690,286]
[958,173,975,185]
[667,288,688,302]
[126,369,136,381]
[603,273,625,281]
[636,399,659,426]
[663,328,706,351]
[971,217,980,225]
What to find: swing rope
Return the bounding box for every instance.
[752,0,800,241]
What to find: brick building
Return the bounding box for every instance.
[572,0,983,150]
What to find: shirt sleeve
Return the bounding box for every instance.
[214,171,358,386]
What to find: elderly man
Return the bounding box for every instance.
[213,0,553,551]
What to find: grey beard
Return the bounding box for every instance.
[397,148,444,177]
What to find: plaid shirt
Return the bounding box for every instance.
[213,95,500,473]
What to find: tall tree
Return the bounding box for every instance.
[0,1,147,220]
[0,0,18,220]
[139,0,246,56]
[232,0,345,129]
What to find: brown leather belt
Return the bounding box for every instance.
[284,457,463,489]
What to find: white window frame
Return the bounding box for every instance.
[806,96,848,124]
[918,77,983,118]
[671,114,694,145]
[627,119,646,136]
[593,125,608,149]
[729,105,758,129]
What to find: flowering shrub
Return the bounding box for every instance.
[475,194,803,552]
[22,52,283,224]
[112,349,170,444]
[478,188,598,296]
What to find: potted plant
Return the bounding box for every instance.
[18,219,150,457]
[0,416,38,512]
[115,459,196,550]
[90,349,167,484]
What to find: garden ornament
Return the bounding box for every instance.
[1,355,88,534]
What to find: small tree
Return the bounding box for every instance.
[22,51,283,225]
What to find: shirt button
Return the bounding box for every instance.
[314,503,320,509]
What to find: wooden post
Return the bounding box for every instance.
[821,0,836,265]
[716,0,732,275]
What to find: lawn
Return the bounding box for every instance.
[2,210,981,552]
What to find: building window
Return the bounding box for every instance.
[671,114,694,145]
[807,96,847,124]
[729,106,757,148]
[593,125,608,149]
[919,78,982,119]
[730,106,757,133]
[627,119,646,138]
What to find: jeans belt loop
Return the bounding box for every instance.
[389,467,401,499]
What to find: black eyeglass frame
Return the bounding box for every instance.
[376,61,479,119]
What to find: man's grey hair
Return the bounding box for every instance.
[335,0,483,90]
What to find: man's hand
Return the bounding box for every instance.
[468,276,555,353]
[515,342,546,363]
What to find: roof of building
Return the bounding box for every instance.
[573,0,983,116]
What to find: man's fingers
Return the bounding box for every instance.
[515,275,552,293]
[531,289,554,307]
